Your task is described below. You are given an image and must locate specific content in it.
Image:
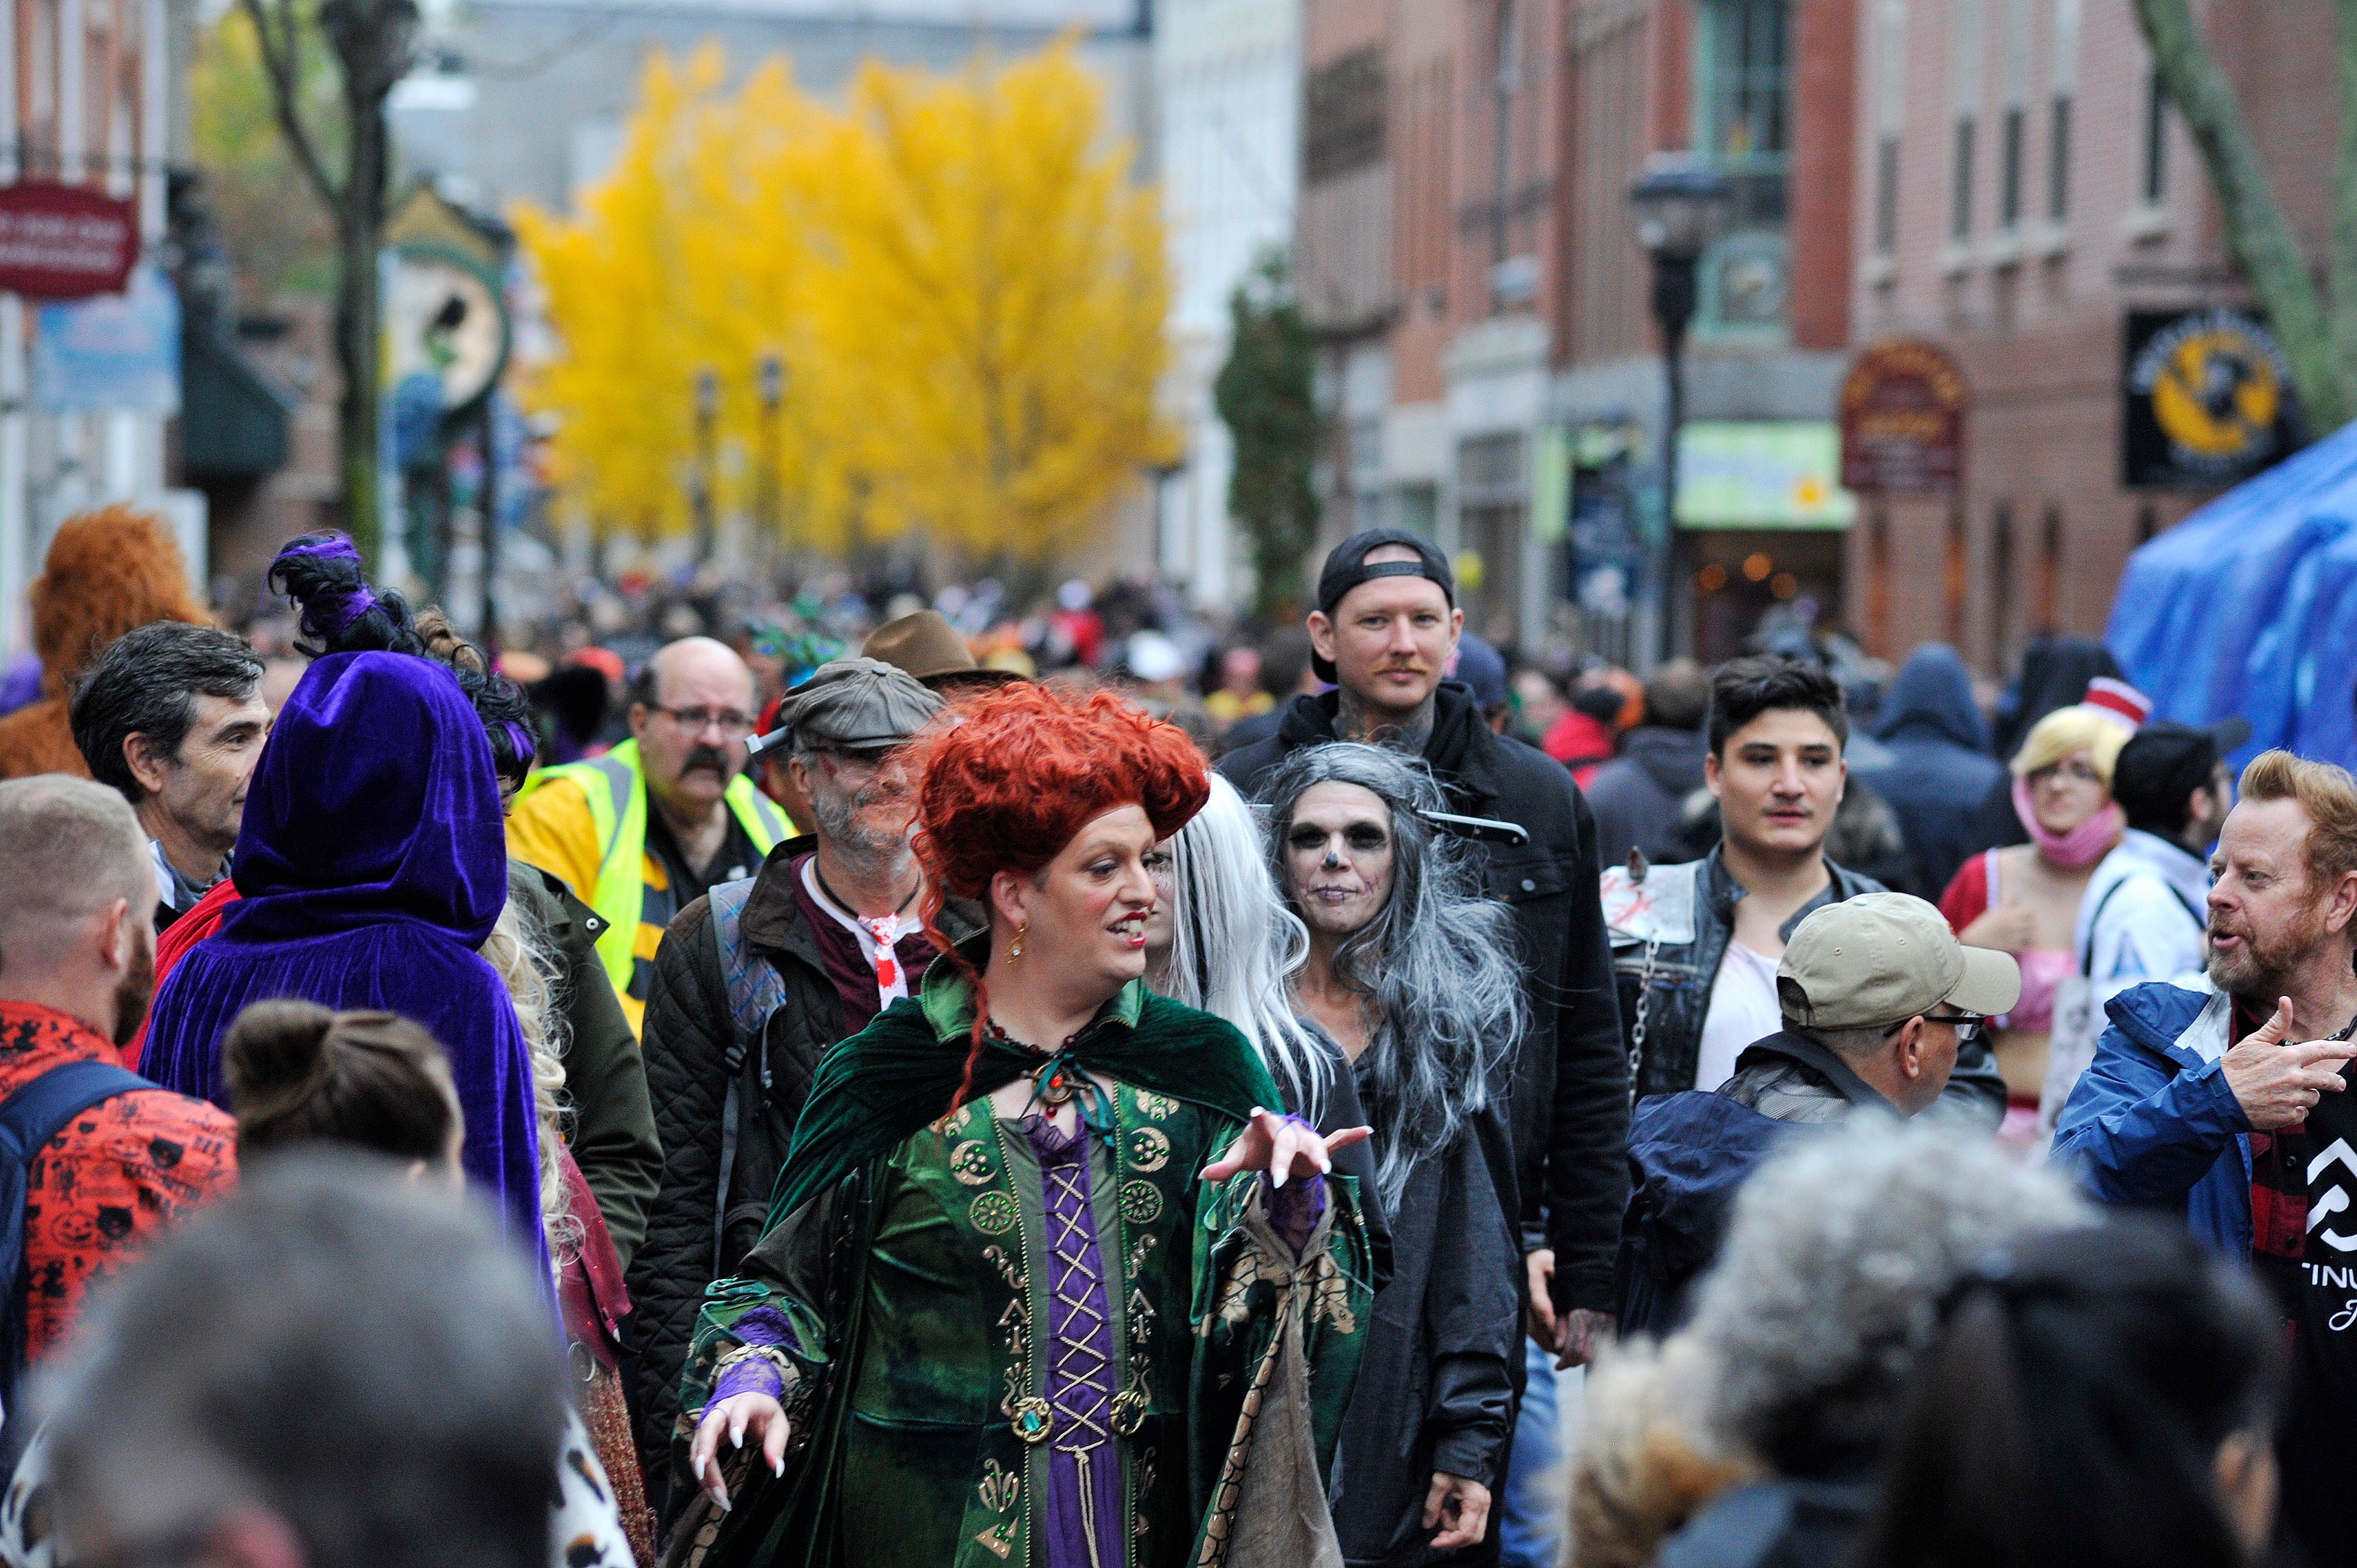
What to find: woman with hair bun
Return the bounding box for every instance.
[1854,1215,2282,1568]
[224,998,464,1174]
[677,683,1376,1568]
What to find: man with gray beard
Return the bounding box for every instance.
[629,658,975,1511]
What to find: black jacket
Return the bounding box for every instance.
[1221,683,1629,1316]
[508,863,663,1267]
[629,836,978,1466]
[1329,1092,1520,1567]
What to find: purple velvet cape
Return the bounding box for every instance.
[141,652,549,1278]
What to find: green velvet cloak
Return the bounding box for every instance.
[673,971,1372,1568]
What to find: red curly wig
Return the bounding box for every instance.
[909,682,1208,1104]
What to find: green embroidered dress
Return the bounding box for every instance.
[674,969,1373,1568]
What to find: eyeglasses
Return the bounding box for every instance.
[651,704,755,740]
[1887,1010,1985,1043]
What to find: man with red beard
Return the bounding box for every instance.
[2054,749,2357,1565]
[0,777,235,1383]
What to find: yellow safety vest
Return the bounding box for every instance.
[520,739,791,1000]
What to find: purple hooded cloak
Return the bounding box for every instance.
[142,652,548,1277]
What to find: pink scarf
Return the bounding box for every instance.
[2013,777,2124,868]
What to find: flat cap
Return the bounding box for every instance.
[769,657,944,750]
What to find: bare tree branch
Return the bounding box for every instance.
[238,0,341,214]
[2333,0,2357,421]
[2133,0,2348,432]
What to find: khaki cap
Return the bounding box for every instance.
[1777,893,2020,1030]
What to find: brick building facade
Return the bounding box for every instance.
[1848,0,2339,674]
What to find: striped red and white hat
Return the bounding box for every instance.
[2079,677,2153,732]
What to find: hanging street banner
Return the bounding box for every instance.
[2123,308,2299,489]
[0,182,138,300]
[1838,339,1967,498]
[32,261,179,412]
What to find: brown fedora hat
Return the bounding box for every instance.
[862,610,1020,692]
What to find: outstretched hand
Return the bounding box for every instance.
[1199,1107,1372,1187]
[689,1392,790,1513]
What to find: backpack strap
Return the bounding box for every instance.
[709,875,789,1278]
[0,1060,149,1453]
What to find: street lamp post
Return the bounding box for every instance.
[759,354,785,558]
[1629,153,1731,666]
[693,368,719,566]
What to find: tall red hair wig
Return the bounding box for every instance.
[909,682,1209,1102]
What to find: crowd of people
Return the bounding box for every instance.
[0,501,2335,1568]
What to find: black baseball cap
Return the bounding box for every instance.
[1311,529,1457,683]
[2113,718,2253,834]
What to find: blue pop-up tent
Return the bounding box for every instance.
[2107,420,2357,768]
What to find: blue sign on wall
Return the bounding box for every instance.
[32,261,180,413]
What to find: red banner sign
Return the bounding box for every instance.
[1839,339,1968,498]
[0,182,138,300]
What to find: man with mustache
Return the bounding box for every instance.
[2054,749,2357,1566]
[0,776,235,1381]
[68,622,269,932]
[629,657,974,1512]
[509,636,791,1035]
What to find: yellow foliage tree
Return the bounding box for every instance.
[514,40,1172,558]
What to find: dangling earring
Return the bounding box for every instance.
[1009,921,1028,961]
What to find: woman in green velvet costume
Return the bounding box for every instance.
[674,685,1376,1568]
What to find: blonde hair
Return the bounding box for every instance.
[2010,706,2130,785]
[481,900,580,1271]
[2238,749,2357,888]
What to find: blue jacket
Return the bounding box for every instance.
[2050,982,2252,1259]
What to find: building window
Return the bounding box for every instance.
[1349,414,1385,503]
[1305,48,1386,185]
[1868,508,1891,654]
[2048,94,2072,220]
[2141,69,2168,204]
[1952,117,1976,240]
[1999,105,2024,228]
[1944,509,1967,645]
[2039,506,2062,630]
[1989,503,2014,664]
[1700,0,1791,166]
[1875,135,1900,253]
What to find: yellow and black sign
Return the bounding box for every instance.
[2123,308,2299,489]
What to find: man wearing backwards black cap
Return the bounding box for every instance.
[1222,529,1628,1376]
[630,658,981,1501]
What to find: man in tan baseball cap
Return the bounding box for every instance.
[1735,891,2022,1120]
[1616,892,2021,1332]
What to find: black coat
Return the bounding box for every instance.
[628,836,977,1471]
[1583,726,1707,871]
[1221,682,1630,1316]
[1328,1090,1520,1567]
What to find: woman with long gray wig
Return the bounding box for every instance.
[1260,742,1524,1564]
[1144,773,1391,1275]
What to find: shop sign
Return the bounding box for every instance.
[0,182,138,300]
[2123,308,2298,489]
[32,262,179,412]
[1839,339,1967,497]
[1675,421,1858,530]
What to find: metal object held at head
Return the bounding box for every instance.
[1419,809,1530,845]
[744,726,791,760]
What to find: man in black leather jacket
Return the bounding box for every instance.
[1600,656,2004,1120]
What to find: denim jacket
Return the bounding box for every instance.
[1602,848,2006,1123]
